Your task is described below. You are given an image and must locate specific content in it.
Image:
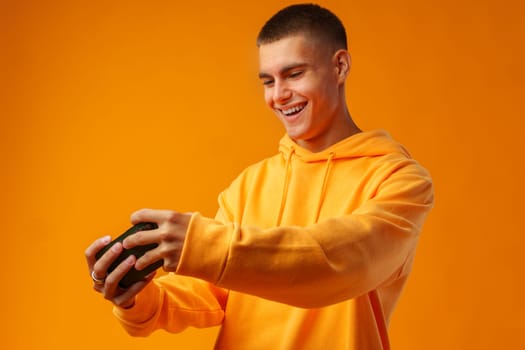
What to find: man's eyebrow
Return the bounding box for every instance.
[258,72,272,79]
[258,63,308,79]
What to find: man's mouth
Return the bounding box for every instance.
[281,103,306,117]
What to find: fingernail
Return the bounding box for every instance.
[101,236,111,244]
[127,255,136,265]
[112,242,121,252]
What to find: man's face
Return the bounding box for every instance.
[258,35,345,151]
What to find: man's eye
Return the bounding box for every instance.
[262,80,274,86]
[289,71,303,78]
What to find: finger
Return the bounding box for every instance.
[112,273,156,308]
[85,236,111,269]
[130,208,182,225]
[92,241,124,280]
[122,225,158,249]
[103,255,136,299]
[130,208,159,225]
[134,246,163,271]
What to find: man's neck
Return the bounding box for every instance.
[297,114,361,153]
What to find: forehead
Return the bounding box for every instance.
[258,35,328,74]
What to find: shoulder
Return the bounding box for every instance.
[217,152,282,207]
[227,153,282,190]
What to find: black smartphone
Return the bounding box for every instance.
[95,222,163,288]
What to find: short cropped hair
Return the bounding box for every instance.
[257,3,347,50]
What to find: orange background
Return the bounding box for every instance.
[1,0,524,349]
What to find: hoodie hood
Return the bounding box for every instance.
[275,129,412,224]
[278,129,411,162]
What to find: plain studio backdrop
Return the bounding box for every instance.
[1,0,523,348]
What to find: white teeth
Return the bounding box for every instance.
[282,104,305,116]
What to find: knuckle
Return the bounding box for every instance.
[164,265,174,272]
[158,229,170,241]
[166,210,180,223]
[114,298,130,308]
[85,242,100,258]
[164,260,178,271]
[92,261,101,273]
[158,244,171,257]
[86,239,107,260]
[104,274,117,286]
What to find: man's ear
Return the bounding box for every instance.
[334,50,351,83]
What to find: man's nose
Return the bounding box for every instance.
[273,81,292,103]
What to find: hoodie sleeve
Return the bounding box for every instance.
[112,274,227,336]
[176,159,434,308]
[112,212,230,336]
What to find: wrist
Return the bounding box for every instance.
[119,298,136,310]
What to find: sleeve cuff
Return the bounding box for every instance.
[112,280,161,325]
[176,212,232,284]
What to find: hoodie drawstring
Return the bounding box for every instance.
[276,147,294,226]
[276,149,335,225]
[314,152,335,223]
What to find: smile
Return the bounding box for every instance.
[281,103,307,117]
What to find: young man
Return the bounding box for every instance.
[86,4,434,349]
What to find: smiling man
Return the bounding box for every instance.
[257,12,359,152]
[86,4,434,349]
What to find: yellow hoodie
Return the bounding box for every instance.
[114,130,434,349]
